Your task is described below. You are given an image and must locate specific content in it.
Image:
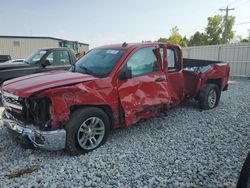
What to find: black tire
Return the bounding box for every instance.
[65,107,110,155]
[198,84,221,110]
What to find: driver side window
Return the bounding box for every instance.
[127,47,159,77]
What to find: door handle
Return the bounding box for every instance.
[155,77,165,82]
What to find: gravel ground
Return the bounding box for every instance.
[0,80,250,188]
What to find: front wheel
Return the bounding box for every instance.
[198,84,221,110]
[65,107,110,155]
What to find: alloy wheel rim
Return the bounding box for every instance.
[208,89,217,108]
[77,117,105,150]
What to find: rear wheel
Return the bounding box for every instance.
[198,84,221,110]
[65,107,110,155]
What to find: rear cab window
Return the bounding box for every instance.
[160,47,180,72]
[126,47,160,77]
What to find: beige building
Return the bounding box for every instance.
[0,36,89,59]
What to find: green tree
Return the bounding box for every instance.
[157,26,188,47]
[168,26,188,47]
[189,32,208,46]
[223,16,235,42]
[241,38,249,43]
[167,26,182,44]
[157,38,168,43]
[205,15,235,44]
[248,29,250,40]
[206,15,223,44]
[244,29,250,42]
[181,36,189,47]
[155,14,236,47]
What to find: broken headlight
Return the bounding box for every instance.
[26,97,51,130]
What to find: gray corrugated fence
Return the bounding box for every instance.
[182,43,250,77]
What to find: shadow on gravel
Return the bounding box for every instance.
[110,99,201,136]
[178,99,200,110]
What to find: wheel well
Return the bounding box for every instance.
[195,78,222,100]
[206,79,221,90]
[70,105,114,129]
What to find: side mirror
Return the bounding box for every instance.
[119,67,132,80]
[41,60,51,67]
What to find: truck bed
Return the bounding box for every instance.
[183,58,223,73]
[183,58,222,68]
[182,58,229,99]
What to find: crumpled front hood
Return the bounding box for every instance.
[2,70,97,97]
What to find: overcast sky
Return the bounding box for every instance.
[0,0,249,47]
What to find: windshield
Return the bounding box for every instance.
[25,50,48,64]
[71,49,125,77]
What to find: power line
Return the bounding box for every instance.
[233,0,249,8]
[227,0,240,6]
[219,6,235,44]
[235,21,250,25]
[228,0,247,7]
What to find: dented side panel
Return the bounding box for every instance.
[37,78,120,129]
[199,64,230,91]
[117,72,171,125]
[116,44,185,126]
[166,71,185,104]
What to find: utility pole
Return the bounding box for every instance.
[219,6,234,44]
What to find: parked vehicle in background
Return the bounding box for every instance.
[0,47,77,104]
[1,42,230,155]
[0,55,11,63]
[0,55,24,63]
[0,47,77,84]
[60,40,80,54]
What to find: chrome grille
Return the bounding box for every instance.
[2,92,23,110]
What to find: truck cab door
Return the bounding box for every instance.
[39,50,72,72]
[117,46,169,125]
[160,45,184,105]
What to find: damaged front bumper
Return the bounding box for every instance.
[2,110,66,151]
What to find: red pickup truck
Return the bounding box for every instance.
[1,43,230,155]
